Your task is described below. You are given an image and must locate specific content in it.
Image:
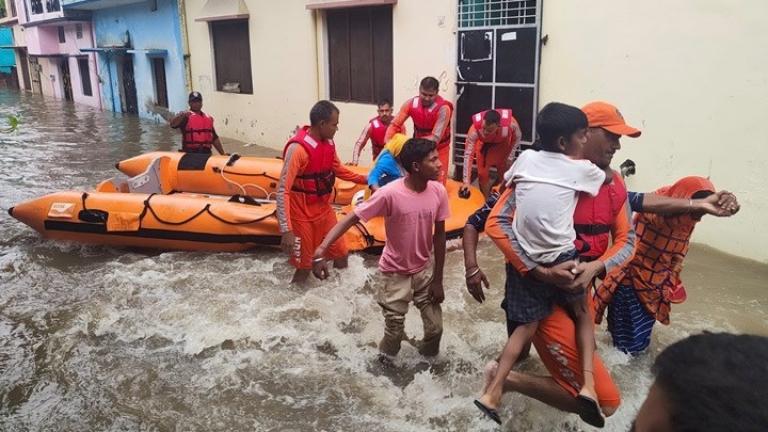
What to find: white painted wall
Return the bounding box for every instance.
[316,0,458,164]
[185,0,319,148]
[185,0,457,163]
[539,0,768,263]
[184,0,766,262]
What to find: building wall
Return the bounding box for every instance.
[184,1,318,146]
[539,0,768,263]
[183,0,765,262]
[23,25,60,55]
[314,0,458,163]
[92,0,186,118]
[58,23,99,107]
[184,0,457,158]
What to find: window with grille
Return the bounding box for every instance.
[327,6,392,104]
[458,0,537,28]
[210,19,253,94]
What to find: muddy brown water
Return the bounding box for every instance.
[1,90,766,431]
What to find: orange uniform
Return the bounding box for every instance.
[386,96,453,184]
[277,128,367,269]
[485,173,636,409]
[462,109,521,187]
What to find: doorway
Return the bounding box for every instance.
[59,58,73,101]
[120,55,138,114]
[454,0,543,177]
[18,49,31,91]
[28,56,42,94]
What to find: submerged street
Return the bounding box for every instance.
[1,90,767,431]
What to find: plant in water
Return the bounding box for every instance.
[2,115,20,133]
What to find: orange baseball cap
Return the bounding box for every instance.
[582,101,641,138]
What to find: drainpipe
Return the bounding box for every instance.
[89,20,103,110]
[177,0,192,94]
[312,9,321,100]
[106,51,115,112]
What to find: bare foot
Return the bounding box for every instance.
[482,360,499,394]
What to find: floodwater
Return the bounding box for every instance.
[1,89,766,431]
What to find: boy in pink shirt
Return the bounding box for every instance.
[312,138,450,357]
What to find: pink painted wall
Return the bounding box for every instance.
[24,26,60,55]
[59,23,100,108]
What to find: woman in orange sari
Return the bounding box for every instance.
[595,176,725,354]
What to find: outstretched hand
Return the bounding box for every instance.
[705,190,740,216]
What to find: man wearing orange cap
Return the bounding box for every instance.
[465,101,740,426]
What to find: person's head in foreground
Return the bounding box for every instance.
[631,332,768,432]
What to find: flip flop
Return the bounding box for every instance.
[473,399,502,425]
[576,394,605,428]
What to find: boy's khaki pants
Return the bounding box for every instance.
[377,262,443,356]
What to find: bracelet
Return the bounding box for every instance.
[312,257,324,263]
[465,267,481,279]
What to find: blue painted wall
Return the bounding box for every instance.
[89,0,187,119]
[0,28,15,74]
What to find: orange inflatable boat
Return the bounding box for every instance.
[116,151,369,205]
[10,155,485,253]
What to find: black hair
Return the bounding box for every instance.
[420,77,440,92]
[310,100,339,126]
[484,110,501,125]
[399,138,436,174]
[652,332,768,431]
[536,102,588,152]
[377,99,392,108]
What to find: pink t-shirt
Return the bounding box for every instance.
[354,178,450,274]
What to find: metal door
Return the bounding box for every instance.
[28,56,42,94]
[454,0,543,177]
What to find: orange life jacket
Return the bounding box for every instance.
[182,111,215,153]
[573,171,627,261]
[408,95,453,149]
[471,108,519,155]
[595,176,716,325]
[283,126,336,205]
[368,117,388,158]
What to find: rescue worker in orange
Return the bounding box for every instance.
[277,100,368,284]
[460,108,522,198]
[385,76,453,183]
[350,99,396,165]
[169,91,226,155]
